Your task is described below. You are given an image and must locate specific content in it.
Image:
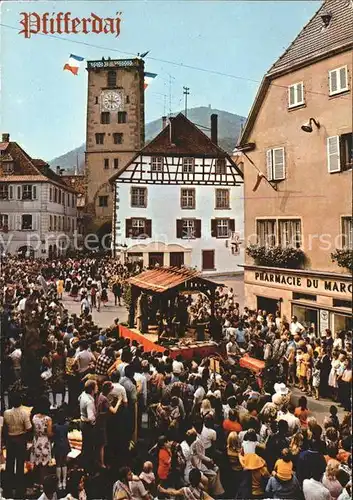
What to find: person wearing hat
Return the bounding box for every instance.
[239,450,270,498]
[272,383,291,410]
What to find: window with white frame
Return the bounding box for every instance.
[342,216,353,249]
[329,66,349,96]
[217,219,229,238]
[257,219,277,246]
[131,187,147,207]
[182,219,195,239]
[0,214,8,229]
[288,82,305,108]
[22,185,36,200]
[278,219,302,248]
[132,218,145,237]
[215,189,230,209]
[0,184,12,200]
[182,157,194,173]
[327,134,353,173]
[266,148,285,181]
[151,156,164,172]
[21,214,32,230]
[180,188,195,209]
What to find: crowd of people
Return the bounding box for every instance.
[0,255,351,500]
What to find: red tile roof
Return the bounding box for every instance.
[128,266,218,293]
[142,113,226,156]
[61,174,85,195]
[109,113,244,183]
[268,0,353,76]
[0,141,77,192]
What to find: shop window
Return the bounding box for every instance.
[293,292,317,301]
[333,299,352,309]
[292,304,318,329]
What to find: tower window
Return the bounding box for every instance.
[101,112,110,124]
[98,196,108,207]
[118,111,127,124]
[114,158,119,169]
[113,133,123,145]
[107,70,117,87]
[104,159,109,169]
[95,133,105,145]
[126,96,130,104]
[95,96,99,104]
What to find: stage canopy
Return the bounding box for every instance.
[128,266,220,293]
[127,266,223,329]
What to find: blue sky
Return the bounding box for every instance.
[1,1,320,160]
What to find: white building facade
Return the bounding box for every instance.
[111,114,244,274]
[0,136,78,258]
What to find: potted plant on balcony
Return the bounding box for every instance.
[331,249,353,272]
[246,245,306,269]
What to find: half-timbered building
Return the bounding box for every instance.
[110,113,244,273]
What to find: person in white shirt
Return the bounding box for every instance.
[200,415,217,451]
[74,341,96,375]
[17,296,27,311]
[109,371,128,406]
[193,378,206,406]
[303,476,331,500]
[172,356,184,377]
[226,337,239,365]
[290,316,305,335]
[9,343,22,380]
[277,404,301,435]
[78,380,97,473]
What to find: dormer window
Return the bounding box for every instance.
[2,163,14,175]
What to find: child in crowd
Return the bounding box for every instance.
[273,448,293,481]
[53,408,71,491]
[139,461,156,497]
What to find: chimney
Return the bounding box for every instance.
[211,114,218,145]
[56,166,61,175]
[2,133,10,143]
[169,117,177,145]
[162,116,167,129]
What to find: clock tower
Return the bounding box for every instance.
[85,58,145,237]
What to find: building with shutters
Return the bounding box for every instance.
[110,113,244,273]
[236,0,353,333]
[0,134,79,258]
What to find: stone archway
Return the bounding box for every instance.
[96,220,112,250]
[17,245,35,258]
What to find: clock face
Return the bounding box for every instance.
[101,91,123,111]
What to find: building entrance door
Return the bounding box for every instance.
[202,250,215,270]
[257,296,280,315]
[149,252,164,267]
[170,252,184,267]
